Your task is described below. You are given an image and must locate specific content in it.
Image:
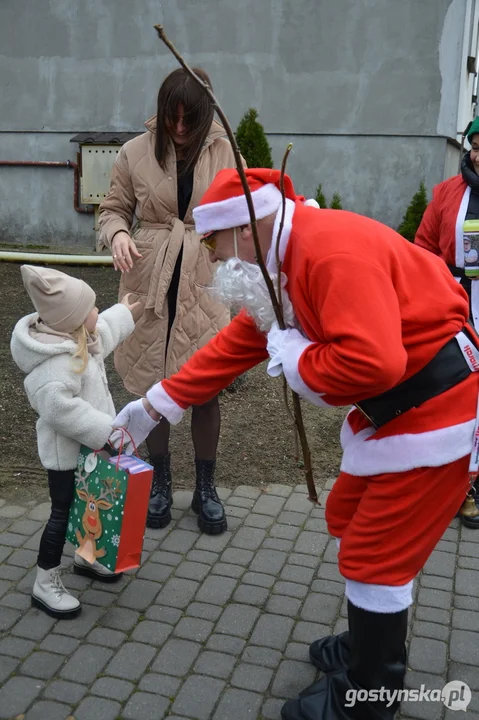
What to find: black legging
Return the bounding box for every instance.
[37,469,75,570]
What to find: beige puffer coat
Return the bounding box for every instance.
[99,117,238,396]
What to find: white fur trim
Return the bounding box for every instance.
[266,198,295,272]
[346,579,413,613]
[193,184,282,234]
[340,416,475,475]
[304,198,320,208]
[455,186,470,267]
[146,382,185,425]
[280,335,336,408]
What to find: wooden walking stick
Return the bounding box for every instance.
[154,24,318,504]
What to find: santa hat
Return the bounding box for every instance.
[21,265,96,333]
[193,168,298,236]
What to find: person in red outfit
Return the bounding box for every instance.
[114,168,479,720]
[415,116,479,529]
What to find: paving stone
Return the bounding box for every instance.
[311,579,345,596]
[131,619,172,646]
[293,621,331,644]
[450,628,479,665]
[74,696,122,720]
[194,531,232,552]
[419,574,454,592]
[301,592,341,624]
[106,641,156,680]
[60,644,113,683]
[145,604,183,624]
[233,583,269,606]
[231,662,273,692]
[216,603,261,637]
[137,560,173,583]
[194,649,237,678]
[284,642,310,661]
[43,679,87,704]
[24,700,73,720]
[252,495,286,516]
[455,568,479,596]
[0,636,36,658]
[11,608,55,638]
[138,672,182,696]
[186,601,222,621]
[272,658,317,697]
[269,524,301,540]
[273,580,309,599]
[23,528,44,551]
[54,603,103,638]
[174,560,210,582]
[231,527,266,550]
[0,545,12,563]
[452,608,479,632]
[244,513,275,529]
[91,676,134,701]
[20,650,65,679]
[212,688,262,720]
[187,549,219,564]
[150,549,183,566]
[0,654,19,684]
[266,594,302,617]
[242,571,275,588]
[221,547,254,566]
[27,502,51,521]
[417,587,453,610]
[415,606,450,625]
[0,591,32,610]
[232,485,262,499]
[160,529,198,554]
[262,698,287,720]
[195,575,237,605]
[0,564,28,582]
[412,621,450,642]
[242,644,282,669]
[156,577,200,609]
[423,551,456,578]
[0,505,27,519]
[100,607,140,632]
[61,573,91,592]
[294,531,328,555]
[86,627,127,648]
[173,616,214,643]
[281,563,315,584]
[266,484,294,497]
[317,562,343,582]
[172,675,225,719]
[122,691,169,720]
[0,531,25,547]
[226,505,251,518]
[454,594,479,611]
[117,579,160,610]
[80,588,116,606]
[459,540,479,556]
[249,548,287,575]
[250,613,294,650]
[226,495,256,509]
[152,638,201,676]
[0,676,44,718]
[408,636,447,674]
[39,634,80,655]
[8,519,43,535]
[207,634,246,655]
[304,516,329,533]
[211,562,245,579]
[434,538,457,553]
[457,555,479,570]
[448,661,479,690]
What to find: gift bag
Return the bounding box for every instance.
[66,444,153,573]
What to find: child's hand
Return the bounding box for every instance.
[121,293,141,313]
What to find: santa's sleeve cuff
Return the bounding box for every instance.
[146,382,186,425]
[281,339,333,408]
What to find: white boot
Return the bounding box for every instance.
[74,554,123,583]
[32,565,81,619]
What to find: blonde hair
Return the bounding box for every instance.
[71,325,90,374]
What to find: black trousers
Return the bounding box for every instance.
[37,469,75,570]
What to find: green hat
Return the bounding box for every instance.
[467,117,479,143]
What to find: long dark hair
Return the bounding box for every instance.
[155,68,214,177]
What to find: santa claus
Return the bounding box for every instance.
[112,168,479,720]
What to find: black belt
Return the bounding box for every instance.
[356,328,475,429]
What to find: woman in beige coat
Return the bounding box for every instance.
[99,68,240,535]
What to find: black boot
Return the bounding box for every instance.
[309,631,350,673]
[191,459,227,535]
[281,600,408,720]
[147,454,172,529]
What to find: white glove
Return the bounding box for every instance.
[110,399,160,455]
[266,321,308,378]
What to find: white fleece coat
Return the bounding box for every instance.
[10,305,135,471]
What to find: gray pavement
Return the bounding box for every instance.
[0,480,477,720]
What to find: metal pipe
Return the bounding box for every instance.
[0,160,94,214]
[0,250,113,266]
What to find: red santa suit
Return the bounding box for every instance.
[146,169,479,614]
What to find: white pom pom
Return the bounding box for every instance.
[304,199,320,209]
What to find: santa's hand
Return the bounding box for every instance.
[110,399,160,454]
[266,321,306,378]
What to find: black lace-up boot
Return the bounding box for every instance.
[191,459,227,535]
[147,454,172,529]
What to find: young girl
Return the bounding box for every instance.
[10,265,157,618]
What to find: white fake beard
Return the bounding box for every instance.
[210,258,295,332]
